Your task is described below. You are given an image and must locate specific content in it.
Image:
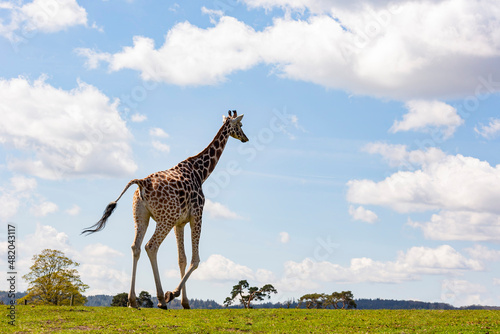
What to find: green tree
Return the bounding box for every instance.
[298,293,327,309]
[224,280,278,309]
[111,293,129,307]
[338,290,357,309]
[19,249,88,306]
[299,291,357,309]
[324,291,357,309]
[138,291,154,308]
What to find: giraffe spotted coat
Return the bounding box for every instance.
[83,111,248,309]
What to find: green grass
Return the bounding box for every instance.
[3,306,499,333]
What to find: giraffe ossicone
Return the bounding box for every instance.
[82,111,249,309]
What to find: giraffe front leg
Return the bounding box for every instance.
[175,225,190,309]
[146,223,173,310]
[146,244,168,309]
[166,217,201,305]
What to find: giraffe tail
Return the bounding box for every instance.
[81,179,139,235]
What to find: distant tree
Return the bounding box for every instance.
[19,249,88,306]
[138,291,154,308]
[299,291,356,310]
[111,293,129,307]
[339,291,356,309]
[324,291,357,309]
[224,280,278,309]
[298,293,326,309]
[283,298,295,309]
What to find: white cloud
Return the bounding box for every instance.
[390,100,463,139]
[347,150,500,214]
[21,0,87,33]
[363,143,446,169]
[79,263,130,295]
[150,128,170,153]
[170,254,276,283]
[255,268,276,283]
[475,118,500,139]
[465,245,500,262]
[201,6,224,24]
[65,204,81,216]
[441,279,491,307]
[0,0,87,40]
[204,199,242,220]
[151,140,170,153]
[0,76,137,180]
[279,231,290,243]
[30,200,58,216]
[75,48,111,69]
[0,192,22,222]
[149,127,169,138]
[80,243,124,266]
[352,144,500,242]
[348,205,378,223]
[78,0,500,99]
[131,113,147,122]
[409,211,500,242]
[0,176,36,221]
[0,223,128,294]
[191,254,254,281]
[0,175,60,221]
[10,174,38,192]
[398,245,483,273]
[242,0,401,12]
[76,244,128,295]
[80,16,260,86]
[9,224,75,290]
[280,245,482,289]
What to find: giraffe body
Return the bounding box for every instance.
[83,111,248,309]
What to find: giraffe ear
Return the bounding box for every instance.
[232,114,244,123]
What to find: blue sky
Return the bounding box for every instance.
[1,0,500,307]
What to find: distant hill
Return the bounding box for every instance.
[356,299,455,310]
[1,292,498,310]
[0,291,26,304]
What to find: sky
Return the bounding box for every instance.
[1,0,500,308]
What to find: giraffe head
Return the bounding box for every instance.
[224,110,249,143]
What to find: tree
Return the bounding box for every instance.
[325,291,357,309]
[223,280,277,309]
[298,291,357,310]
[19,249,88,306]
[338,291,357,309]
[111,293,128,307]
[298,293,327,309]
[138,291,154,308]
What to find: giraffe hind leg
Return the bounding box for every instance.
[128,191,150,308]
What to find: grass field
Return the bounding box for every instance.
[3,306,499,333]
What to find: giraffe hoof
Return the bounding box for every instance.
[182,304,191,310]
[165,291,176,303]
[127,301,139,309]
[158,304,168,310]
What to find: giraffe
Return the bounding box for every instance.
[82,110,248,309]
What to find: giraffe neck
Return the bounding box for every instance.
[188,121,230,183]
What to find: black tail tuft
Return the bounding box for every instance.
[81,202,118,235]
